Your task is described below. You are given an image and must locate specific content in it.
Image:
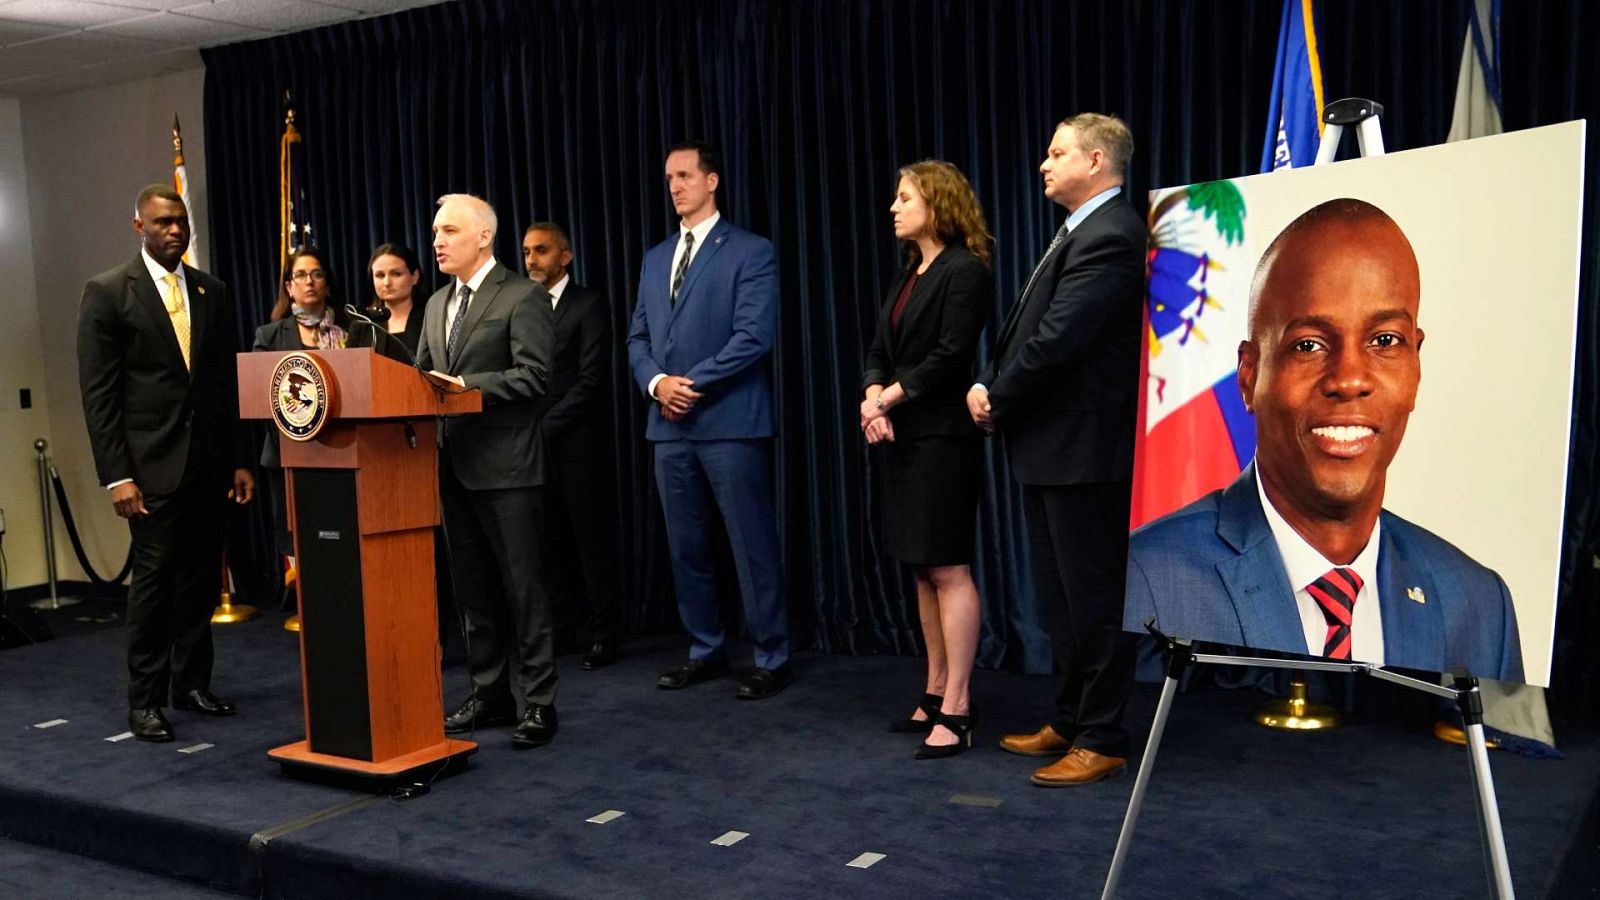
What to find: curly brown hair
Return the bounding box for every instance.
[896,160,994,269]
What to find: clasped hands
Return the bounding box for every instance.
[965,386,994,433]
[859,388,894,444]
[655,374,703,422]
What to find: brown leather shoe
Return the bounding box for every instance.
[1031,747,1127,787]
[999,724,1073,757]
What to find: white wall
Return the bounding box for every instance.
[0,97,53,591]
[7,68,207,589]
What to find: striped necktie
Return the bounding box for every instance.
[1307,567,1362,660]
[445,283,472,366]
[671,230,695,307]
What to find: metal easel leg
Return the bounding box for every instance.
[1102,637,1193,900]
[1455,675,1515,899]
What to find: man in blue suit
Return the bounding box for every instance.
[1125,198,1522,681]
[627,141,792,699]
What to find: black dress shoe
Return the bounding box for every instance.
[443,695,516,734]
[581,638,618,670]
[172,689,237,717]
[736,663,794,700]
[510,704,558,749]
[129,707,174,743]
[657,656,728,690]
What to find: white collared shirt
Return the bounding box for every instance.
[1065,185,1124,232]
[1255,467,1386,665]
[547,272,570,309]
[668,211,721,291]
[108,250,193,490]
[445,255,498,324]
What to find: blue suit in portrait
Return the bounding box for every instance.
[626,216,790,668]
[1124,465,1524,682]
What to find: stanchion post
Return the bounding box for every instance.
[28,439,78,610]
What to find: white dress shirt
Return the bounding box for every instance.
[647,212,723,399]
[547,272,570,309]
[1255,468,1386,665]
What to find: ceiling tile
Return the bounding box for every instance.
[3,30,178,62]
[176,0,350,31]
[91,9,271,43]
[0,19,70,44]
[0,0,151,28]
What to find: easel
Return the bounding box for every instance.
[1101,98,1515,900]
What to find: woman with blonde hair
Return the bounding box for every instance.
[859,160,993,758]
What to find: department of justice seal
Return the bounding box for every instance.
[269,352,332,441]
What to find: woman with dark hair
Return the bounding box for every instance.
[254,247,347,551]
[369,242,427,354]
[859,160,994,759]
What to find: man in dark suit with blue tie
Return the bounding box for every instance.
[1124,198,1523,682]
[417,194,560,748]
[627,141,792,699]
[968,114,1146,787]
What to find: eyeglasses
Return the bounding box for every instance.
[291,270,327,283]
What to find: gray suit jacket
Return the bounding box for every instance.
[416,260,554,490]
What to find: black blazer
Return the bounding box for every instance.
[862,246,991,439]
[532,282,612,461]
[77,257,248,496]
[416,261,554,490]
[978,194,1147,485]
[250,318,309,468]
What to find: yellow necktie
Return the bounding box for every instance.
[161,272,191,371]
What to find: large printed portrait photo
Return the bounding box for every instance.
[1123,123,1585,687]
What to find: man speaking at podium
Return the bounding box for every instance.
[77,185,255,743]
[1125,198,1522,681]
[416,194,559,748]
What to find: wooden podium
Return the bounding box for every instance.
[238,348,480,786]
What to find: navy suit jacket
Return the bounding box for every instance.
[626,217,777,441]
[1124,466,1524,682]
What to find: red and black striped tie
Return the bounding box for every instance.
[1308,567,1362,660]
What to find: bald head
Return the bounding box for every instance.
[1237,197,1427,545]
[1248,198,1420,340]
[432,193,498,278]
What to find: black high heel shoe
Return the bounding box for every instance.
[914,711,976,759]
[886,693,943,733]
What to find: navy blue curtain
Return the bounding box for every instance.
[203,0,1600,694]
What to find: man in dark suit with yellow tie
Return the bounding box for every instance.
[522,221,625,669]
[77,184,255,742]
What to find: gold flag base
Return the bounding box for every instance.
[284,614,302,633]
[211,601,259,624]
[1253,678,1341,730]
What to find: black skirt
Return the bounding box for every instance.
[880,435,981,566]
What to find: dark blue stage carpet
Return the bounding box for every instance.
[0,615,1595,899]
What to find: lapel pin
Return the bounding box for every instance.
[196,285,205,294]
[1407,586,1426,605]
[715,236,724,245]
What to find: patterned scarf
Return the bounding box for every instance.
[291,305,348,349]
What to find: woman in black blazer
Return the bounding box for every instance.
[859,160,994,759]
[368,242,427,354]
[254,247,347,550]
